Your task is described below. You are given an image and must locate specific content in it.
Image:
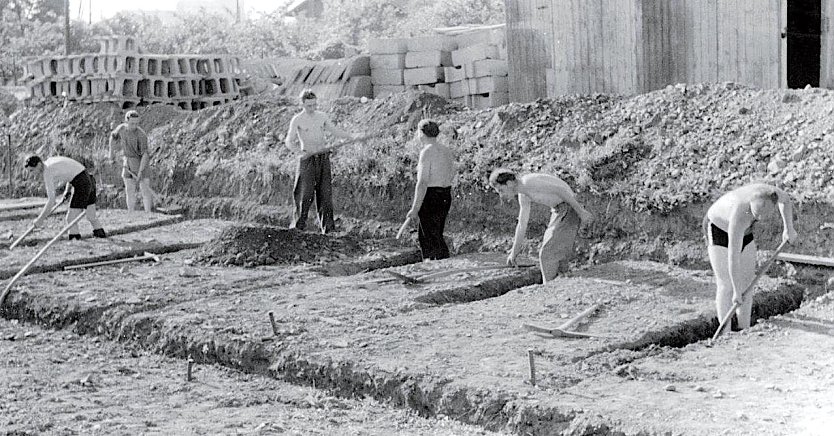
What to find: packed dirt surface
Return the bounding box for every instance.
[0,317,505,436]
[5,81,834,434]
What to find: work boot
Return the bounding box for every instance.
[68,234,82,241]
[92,228,107,238]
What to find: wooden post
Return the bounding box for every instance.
[7,133,11,198]
[527,349,536,386]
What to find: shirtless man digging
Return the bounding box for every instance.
[489,169,593,283]
[704,183,797,331]
[404,120,456,260]
[285,89,363,234]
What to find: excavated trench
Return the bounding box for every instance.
[1,186,830,435]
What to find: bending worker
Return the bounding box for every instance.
[285,89,362,234]
[109,110,153,212]
[704,183,797,331]
[25,155,106,240]
[404,119,456,260]
[489,169,593,283]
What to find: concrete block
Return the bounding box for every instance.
[407,35,458,52]
[452,43,500,66]
[371,68,404,85]
[472,92,509,109]
[344,56,371,77]
[464,59,508,78]
[342,75,372,98]
[405,50,452,68]
[449,80,471,99]
[418,83,450,99]
[368,38,408,54]
[444,66,466,83]
[468,76,509,94]
[455,28,506,49]
[373,84,407,98]
[404,67,444,85]
[370,54,406,70]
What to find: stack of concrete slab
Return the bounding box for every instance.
[442,26,509,109]
[368,25,508,109]
[242,56,371,100]
[22,36,246,110]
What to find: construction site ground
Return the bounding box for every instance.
[1,203,832,435]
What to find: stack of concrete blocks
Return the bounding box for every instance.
[241,56,371,100]
[368,26,509,108]
[23,36,246,110]
[443,27,509,109]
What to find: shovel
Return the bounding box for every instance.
[8,200,67,249]
[63,252,161,270]
[711,240,789,342]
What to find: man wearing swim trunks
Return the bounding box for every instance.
[405,119,456,260]
[25,155,106,240]
[704,183,797,330]
[489,169,593,283]
[109,110,154,212]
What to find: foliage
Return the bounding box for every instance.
[1,0,506,80]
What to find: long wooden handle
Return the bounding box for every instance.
[8,201,65,249]
[711,240,789,341]
[302,134,379,159]
[63,253,156,270]
[1,211,87,306]
[396,217,412,239]
[558,303,602,331]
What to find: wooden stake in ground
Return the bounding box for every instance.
[527,349,536,386]
[711,240,789,342]
[0,211,86,307]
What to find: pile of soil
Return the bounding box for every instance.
[8,82,834,215]
[196,224,365,266]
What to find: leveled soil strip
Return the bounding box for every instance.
[0,197,46,212]
[560,295,834,436]
[0,209,184,249]
[0,205,68,222]
[0,318,507,436]
[0,219,233,279]
[0,248,810,435]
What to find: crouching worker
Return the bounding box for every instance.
[405,120,456,260]
[704,183,797,331]
[25,155,106,240]
[489,169,593,283]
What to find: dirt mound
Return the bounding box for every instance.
[196,224,365,266]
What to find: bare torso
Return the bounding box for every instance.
[419,143,455,187]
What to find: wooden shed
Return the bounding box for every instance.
[505,0,834,102]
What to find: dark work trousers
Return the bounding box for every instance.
[418,186,452,260]
[291,153,336,233]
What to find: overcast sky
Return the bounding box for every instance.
[68,0,289,22]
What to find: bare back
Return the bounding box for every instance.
[418,143,455,187]
[706,183,774,232]
[518,173,574,209]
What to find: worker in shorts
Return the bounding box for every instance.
[109,110,154,212]
[704,183,797,330]
[25,155,106,240]
[404,119,456,260]
[489,169,593,283]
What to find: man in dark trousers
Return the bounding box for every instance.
[405,119,456,260]
[25,155,106,240]
[285,89,362,234]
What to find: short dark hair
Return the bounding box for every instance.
[489,168,516,185]
[24,155,42,168]
[418,119,440,138]
[299,89,317,101]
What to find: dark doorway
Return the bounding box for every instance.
[787,0,821,88]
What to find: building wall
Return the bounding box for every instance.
[506,0,791,101]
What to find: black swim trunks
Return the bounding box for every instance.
[710,223,754,251]
[68,170,97,209]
